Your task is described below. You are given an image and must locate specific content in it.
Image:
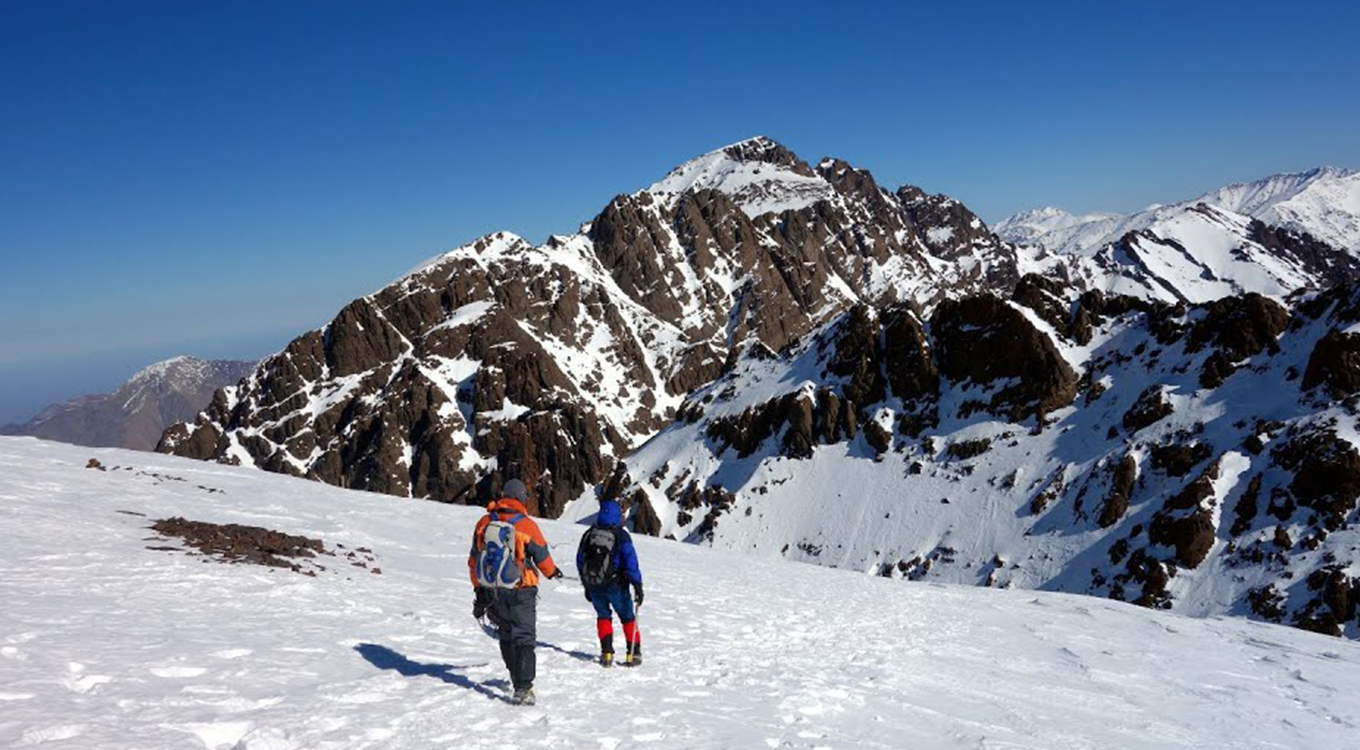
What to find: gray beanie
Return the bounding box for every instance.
[502,478,528,503]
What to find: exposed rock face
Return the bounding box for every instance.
[1185,293,1289,387]
[1098,455,1138,528]
[3,357,256,451]
[1302,330,1360,397]
[930,294,1077,421]
[1121,386,1172,434]
[880,304,939,402]
[1271,429,1360,531]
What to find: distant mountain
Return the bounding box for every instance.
[2,356,256,451]
[998,167,1360,258]
[998,167,1360,304]
[992,206,1123,249]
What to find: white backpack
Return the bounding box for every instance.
[475,514,525,589]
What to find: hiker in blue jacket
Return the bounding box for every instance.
[576,498,644,667]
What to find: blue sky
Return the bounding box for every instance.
[2,0,1358,424]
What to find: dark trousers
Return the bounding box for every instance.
[489,586,537,689]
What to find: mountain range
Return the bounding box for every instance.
[3,356,256,451]
[996,167,1360,303]
[157,138,1360,638]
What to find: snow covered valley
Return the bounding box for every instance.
[2,437,1358,749]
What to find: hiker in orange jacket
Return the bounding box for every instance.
[468,479,561,705]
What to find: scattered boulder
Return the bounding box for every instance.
[947,438,992,461]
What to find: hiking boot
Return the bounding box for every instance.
[512,686,536,706]
[625,642,642,667]
[600,651,614,668]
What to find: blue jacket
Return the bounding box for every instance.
[576,499,643,587]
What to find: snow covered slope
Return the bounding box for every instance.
[3,436,1359,749]
[1201,167,1360,253]
[1055,203,1357,303]
[598,281,1360,638]
[645,136,837,216]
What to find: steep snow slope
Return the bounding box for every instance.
[1201,167,1360,253]
[3,437,1359,749]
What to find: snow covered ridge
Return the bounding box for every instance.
[2,356,255,452]
[998,165,1360,257]
[600,280,1360,639]
[4,437,1360,749]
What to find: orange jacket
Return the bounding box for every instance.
[468,498,559,588]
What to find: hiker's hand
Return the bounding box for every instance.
[472,588,490,619]
[548,568,564,580]
[633,584,644,607]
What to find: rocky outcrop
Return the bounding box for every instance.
[1148,463,1220,570]
[1098,455,1138,528]
[1271,428,1360,531]
[930,294,1077,421]
[1121,386,1172,434]
[1302,330,1360,397]
[1186,293,1289,387]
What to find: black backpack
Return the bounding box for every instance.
[580,526,618,587]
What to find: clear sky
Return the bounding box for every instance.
[2,0,1358,424]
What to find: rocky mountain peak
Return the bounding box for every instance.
[719,135,814,175]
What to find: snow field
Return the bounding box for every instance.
[2,437,1359,749]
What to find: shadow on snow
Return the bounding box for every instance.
[354,643,508,703]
